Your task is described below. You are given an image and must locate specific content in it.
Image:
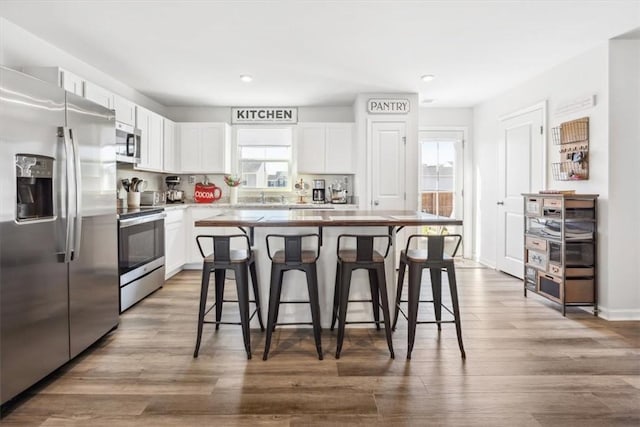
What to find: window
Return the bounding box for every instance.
[237,128,292,190]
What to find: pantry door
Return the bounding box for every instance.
[370,121,406,210]
[497,103,545,278]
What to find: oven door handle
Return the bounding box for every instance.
[119,212,166,228]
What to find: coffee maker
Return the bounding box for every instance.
[312,179,326,204]
[165,176,184,203]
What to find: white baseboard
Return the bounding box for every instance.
[596,307,640,321]
[477,257,496,269]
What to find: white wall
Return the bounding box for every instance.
[0,18,167,115]
[473,43,615,314]
[606,39,640,319]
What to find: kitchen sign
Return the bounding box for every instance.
[367,98,410,114]
[232,107,298,124]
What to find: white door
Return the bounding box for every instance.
[497,105,545,278]
[371,121,406,210]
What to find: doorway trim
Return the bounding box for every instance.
[419,126,471,259]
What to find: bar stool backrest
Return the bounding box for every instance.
[195,234,252,261]
[405,234,462,261]
[266,233,320,265]
[337,234,392,262]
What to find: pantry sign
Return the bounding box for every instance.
[367,98,410,114]
[232,107,298,124]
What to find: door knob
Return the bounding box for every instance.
[497,201,504,205]
[373,200,380,206]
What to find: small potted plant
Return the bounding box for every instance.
[223,174,242,204]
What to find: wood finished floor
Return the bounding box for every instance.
[2,267,639,426]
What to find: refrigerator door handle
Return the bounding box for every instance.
[59,126,74,264]
[70,128,82,261]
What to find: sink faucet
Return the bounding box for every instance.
[280,194,285,204]
[260,191,265,204]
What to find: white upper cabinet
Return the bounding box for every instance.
[84,82,114,110]
[178,123,230,174]
[163,119,178,173]
[113,94,136,127]
[135,106,163,171]
[297,123,354,174]
[22,66,85,96]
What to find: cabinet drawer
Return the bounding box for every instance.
[538,274,561,302]
[565,279,594,303]
[527,250,547,270]
[566,199,594,209]
[548,263,563,276]
[566,267,595,277]
[526,198,542,216]
[526,236,547,251]
[543,198,562,208]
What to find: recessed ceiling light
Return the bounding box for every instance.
[421,98,435,104]
[420,74,436,82]
[240,74,253,83]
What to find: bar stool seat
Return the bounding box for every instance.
[263,234,323,360]
[193,234,265,360]
[331,234,394,359]
[392,234,465,360]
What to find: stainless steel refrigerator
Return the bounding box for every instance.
[0,66,118,404]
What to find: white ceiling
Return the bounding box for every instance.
[1,1,639,108]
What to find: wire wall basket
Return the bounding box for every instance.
[551,117,589,145]
[552,161,589,181]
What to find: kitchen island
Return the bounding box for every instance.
[195,209,462,328]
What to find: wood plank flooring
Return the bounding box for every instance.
[2,267,639,426]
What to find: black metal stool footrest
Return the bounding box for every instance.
[273,321,314,326]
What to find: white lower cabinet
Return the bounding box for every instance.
[164,209,186,279]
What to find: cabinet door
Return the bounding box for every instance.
[135,106,151,169]
[60,69,84,96]
[201,124,227,173]
[165,210,186,279]
[84,82,114,110]
[179,124,201,172]
[148,111,164,170]
[297,124,326,173]
[113,94,136,126]
[163,119,178,172]
[325,124,354,173]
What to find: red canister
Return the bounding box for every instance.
[194,182,222,203]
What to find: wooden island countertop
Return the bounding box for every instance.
[194,209,462,228]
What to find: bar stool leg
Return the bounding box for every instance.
[446,265,466,359]
[330,262,341,331]
[368,269,381,331]
[214,269,226,330]
[305,264,323,360]
[376,264,395,359]
[407,262,423,360]
[234,264,252,360]
[271,270,284,333]
[263,265,282,360]
[429,268,443,332]
[335,265,353,359]
[194,264,212,358]
[249,260,265,331]
[392,260,406,331]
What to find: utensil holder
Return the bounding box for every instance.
[127,192,141,207]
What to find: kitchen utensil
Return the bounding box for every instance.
[130,177,139,192]
[121,178,130,192]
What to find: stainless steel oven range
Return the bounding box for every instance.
[118,207,165,312]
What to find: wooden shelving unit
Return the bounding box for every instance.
[522,193,598,316]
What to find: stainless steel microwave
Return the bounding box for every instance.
[115,121,141,164]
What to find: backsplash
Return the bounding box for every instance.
[116,165,357,204]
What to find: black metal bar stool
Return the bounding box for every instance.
[392,234,465,359]
[263,234,323,360]
[331,234,394,359]
[193,234,265,360]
